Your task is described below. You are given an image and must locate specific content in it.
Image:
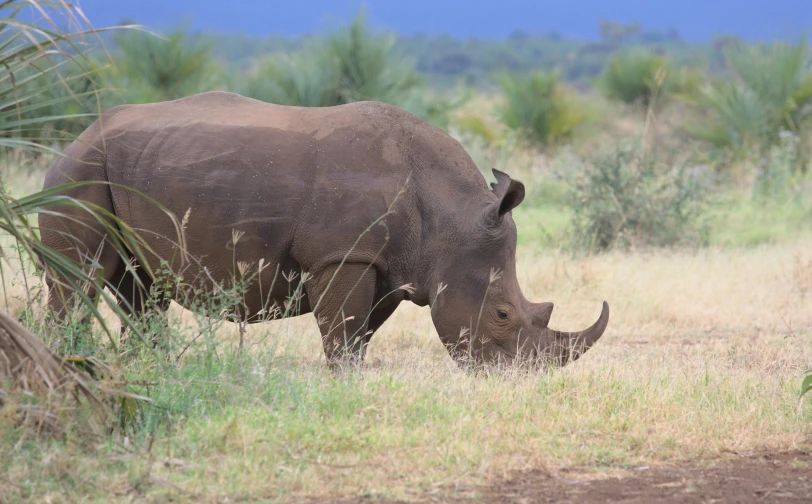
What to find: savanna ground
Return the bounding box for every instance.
[1,111,812,502]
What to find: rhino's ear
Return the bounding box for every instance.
[488,168,525,220]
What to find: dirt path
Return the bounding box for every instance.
[323,451,812,503]
[467,451,812,503]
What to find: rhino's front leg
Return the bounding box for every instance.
[306,263,377,365]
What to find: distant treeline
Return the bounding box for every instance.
[181,22,739,87]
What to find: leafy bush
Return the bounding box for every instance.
[109,25,221,103]
[687,39,812,164]
[599,50,671,107]
[565,143,711,251]
[240,13,455,126]
[496,71,585,148]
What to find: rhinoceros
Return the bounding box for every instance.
[40,91,608,366]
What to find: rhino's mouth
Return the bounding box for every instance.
[488,301,610,367]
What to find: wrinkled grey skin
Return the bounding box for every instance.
[39,91,608,367]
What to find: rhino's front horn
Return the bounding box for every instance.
[543,301,609,365]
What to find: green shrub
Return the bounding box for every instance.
[240,13,455,127]
[687,38,812,164]
[324,13,422,105]
[565,142,710,251]
[496,71,585,148]
[109,25,221,103]
[243,52,337,107]
[599,50,671,107]
[452,114,504,145]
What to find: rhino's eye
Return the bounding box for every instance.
[497,310,509,320]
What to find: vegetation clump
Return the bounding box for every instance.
[599,49,672,107]
[241,13,454,126]
[687,38,812,167]
[496,70,585,148]
[108,25,221,103]
[565,143,710,251]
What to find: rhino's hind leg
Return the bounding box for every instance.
[111,261,171,345]
[44,238,124,324]
[306,263,377,365]
[365,301,400,348]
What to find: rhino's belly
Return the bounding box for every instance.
[169,253,315,321]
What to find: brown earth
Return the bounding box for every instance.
[321,451,812,503]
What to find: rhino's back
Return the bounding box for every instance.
[90,92,433,276]
[100,91,426,144]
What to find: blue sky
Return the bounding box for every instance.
[76,0,811,41]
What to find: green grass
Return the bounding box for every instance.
[513,181,812,250]
[513,205,572,247]
[2,322,808,501]
[706,191,812,247]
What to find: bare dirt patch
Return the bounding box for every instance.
[322,451,812,503]
[468,451,812,503]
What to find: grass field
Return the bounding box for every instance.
[1,156,811,503]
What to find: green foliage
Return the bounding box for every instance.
[497,71,585,148]
[687,38,812,162]
[240,13,455,126]
[599,50,671,107]
[324,13,422,105]
[453,115,503,145]
[24,61,106,142]
[0,60,101,145]
[565,143,710,251]
[802,371,812,398]
[243,52,336,107]
[752,131,805,199]
[0,11,107,149]
[109,25,221,103]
